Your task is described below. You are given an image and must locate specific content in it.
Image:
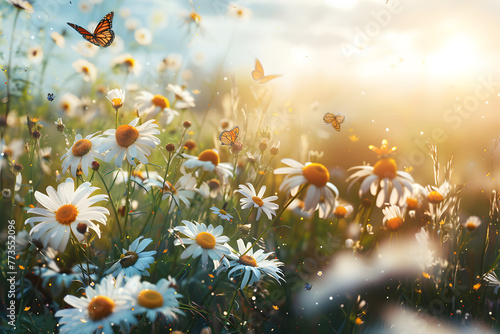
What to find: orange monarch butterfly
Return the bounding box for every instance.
[219,126,239,146]
[251,59,281,84]
[67,11,115,48]
[323,112,345,132]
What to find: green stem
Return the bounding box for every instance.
[122,164,134,246]
[14,243,35,331]
[224,288,240,326]
[96,170,123,244]
[174,257,194,280]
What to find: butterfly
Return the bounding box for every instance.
[219,126,239,146]
[251,59,281,84]
[323,112,345,132]
[47,93,55,101]
[67,11,115,48]
[305,283,313,291]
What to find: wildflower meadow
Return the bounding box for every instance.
[1,0,500,333]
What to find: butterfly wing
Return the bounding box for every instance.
[323,112,335,124]
[93,11,115,47]
[258,75,281,84]
[219,126,239,146]
[67,22,99,45]
[332,113,345,132]
[251,59,264,81]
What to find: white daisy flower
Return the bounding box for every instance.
[61,133,102,177]
[135,91,179,124]
[106,88,126,110]
[55,275,137,334]
[218,239,284,289]
[111,53,142,75]
[50,31,65,48]
[143,174,196,212]
[425,181,451,204]
[274,159,339,216]
[166,84,195,109]
[6,0,33,13]
[97,118,161,168]
[174,220,231,267]
[124,275,183,322]
[59,93,81,117]
[134,27,152,45]
[156,53,183,72]
[27,45,43,64]
[40,262,97,296]
[237,183,279,220]
[25,178,109,253]
[405,183,425,211]
[463,216,481,232]
[227,3,252,19]
[382,205,404,232]
[72,59,97,82]
[105,236,157,278]
[181,149,233,184]
[347,140,414,208]
[333,200,354,219]
[210,206,233,221]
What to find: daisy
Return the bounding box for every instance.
[166,84,195,109]
[50,31,65,48]
[237,183,279,220]
[157,53,183,72]
[6,0,33,13]
[333,200,354,219]
[144,174,196,212]
[111,53,142,75]
[40,262,97,296]
[27,45,43,64]
[274,159,339,215]
[405,183,425,211]
[97,118,161,168]
[134,27,152,45]
[425,181,451,204]
[218,239,284,289]
[106,88,126,110]
[174,220,231,267]
[124,276,183,322]
[463,216,481,232]
[135,91,179,124]
[181,149,233,184]
[59,93,81,116]
[210,206,233,221]
[347,140,414,208]
[105,236,157,277]
[24,178,108,253]
[55,275,137,334]
[112,168,157,189]
[72,59,97,82]
[227,3,252,19]
[61,133,102,177]
[382,205,404,232]
[72,40,99,58]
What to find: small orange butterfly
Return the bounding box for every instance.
[219,126,239,146]
[323,112,345,132]
[67,11,115,48]
[251,59,281,84]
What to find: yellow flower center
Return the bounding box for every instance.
[427,191,444,204]
[137,289,164,309]
[219,209,227,215]
[55,204,78,225]
[406,198,419,209]
[190,12,201,23]
[131,170,145,181]
[195,232,216,249]
[373,158,397,179]
[386,217,403,231]
[82,66,89,74]
[466,222,478,231]
[252,196,264,207]
[115,124,139,148]
[198,149,220,167]
[120,251,139,268]
[302,163,329,187]
[62,102,70,111]
[151,94,170,109]
[334,206,348,218]
[72,139,92,157]
[124,58,135,67]
[238,254,258,267]
[163,181,178,195]
[87,296,115,321]
[111,98,123,107]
